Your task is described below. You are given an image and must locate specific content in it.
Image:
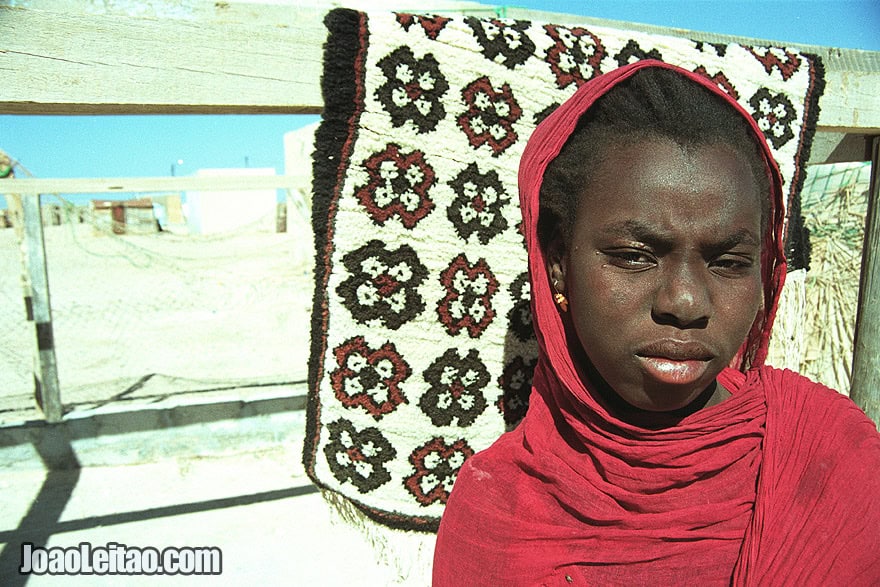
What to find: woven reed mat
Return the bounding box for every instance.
[305,8,825,532]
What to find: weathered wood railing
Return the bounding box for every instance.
[1,0,878,423]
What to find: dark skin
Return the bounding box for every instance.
[547,138,765,421]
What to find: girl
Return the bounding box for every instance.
[433,60,880,585]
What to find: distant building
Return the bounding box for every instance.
[91,198,158,235]
[283,122,318,227]
[185,167,277,234]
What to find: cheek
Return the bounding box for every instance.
[720,276,764,331]
[569,267,647,324]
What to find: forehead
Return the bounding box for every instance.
[574,138,763,237]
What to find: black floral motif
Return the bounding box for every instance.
[355,143,436,229]
[507,272,534,342]
[337,240,428,330]
[693,66,740,100]
[395,12,451,40]
[466,17,536,69]
[749,88,797,149]
[324,419,397,493]
[497,355,536,427]
[447,163,510,245]
[331,336,411,420]
[693,40,728,57]
[436,254,499,337]
[534,102,560,126]
[376,47,449,133]
[404,437,474,506]
[544,24,605,88]
[515,219,527,248]
[457,76,523,157]
[420,348,490,427]
[614,39,663,67]
[746,46,802,81]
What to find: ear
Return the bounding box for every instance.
[545,238,568,295]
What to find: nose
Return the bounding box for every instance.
[651,261,711,329]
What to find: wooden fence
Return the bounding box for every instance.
[2,0,878,423]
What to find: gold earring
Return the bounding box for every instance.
[552,279,568,312]
[554,292,569,312]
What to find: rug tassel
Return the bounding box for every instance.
[321,490,436,585]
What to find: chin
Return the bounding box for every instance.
[630,379,721,413]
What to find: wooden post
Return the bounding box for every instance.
[851,136,880,427]
[21,193,63,423]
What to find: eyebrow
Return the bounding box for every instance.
[600,220,760,249]
[713,228,761,250]
[600,220,666,241]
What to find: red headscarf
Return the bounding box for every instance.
[433,61,880,585]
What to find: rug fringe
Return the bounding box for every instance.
[321,489,435,585]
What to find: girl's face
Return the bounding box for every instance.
[549,138,765,412]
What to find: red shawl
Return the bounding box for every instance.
[433,61,880,585]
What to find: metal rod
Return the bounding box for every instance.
[21,193,63,423]
[851,136,880,427]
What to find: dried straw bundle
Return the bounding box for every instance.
[769,162,871,394]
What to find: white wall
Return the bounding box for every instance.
[186,167,277,234]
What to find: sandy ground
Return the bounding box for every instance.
[0,408,432,586]
[0,220,314,423]
[0,217,435,584]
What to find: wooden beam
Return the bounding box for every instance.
[0,3,327,115]
[1,175,309,195]
[21,193,63,423]
[851,136,880,427]
[2,1,879,135]
[809,132,873,165]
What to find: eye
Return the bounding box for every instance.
[606,249,656,270]
[710,254,756,277]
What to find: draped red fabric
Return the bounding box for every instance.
[433,61,880,585]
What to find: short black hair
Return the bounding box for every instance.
[538,67,771,253]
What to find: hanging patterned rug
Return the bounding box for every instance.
[305,8,824,532]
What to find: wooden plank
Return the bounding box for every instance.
[809,132,872,165]
[850,136,880,427]
[1,175,309,195]
[21,193,63,423]
[1,1,879,134]
[0,3,327,114]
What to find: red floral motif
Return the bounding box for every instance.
[457,76,523,157]
[693,66,740,101]
[395,12,451,40]
[437,254,499,338]
[544,24,605,88]
[331,336,411,419]
[404,437,474,506]
[746,47,802,81]
[355,144,436,229]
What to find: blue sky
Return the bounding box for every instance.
[1,0,877,187]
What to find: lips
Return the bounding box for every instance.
[635,340,715,386]
[635,340,714,362]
